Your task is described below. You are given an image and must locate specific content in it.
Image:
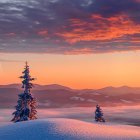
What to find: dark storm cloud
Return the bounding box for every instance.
[88,0,140,16]
[0,0,140,54]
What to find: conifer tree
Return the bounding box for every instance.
[11,62,37,122]
[95,104,105,122]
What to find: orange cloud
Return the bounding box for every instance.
[64,48,93,55]
[130,38,140,43]
[38,30,48,36]
[57,15,140,43]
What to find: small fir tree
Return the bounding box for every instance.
[95,104,105,122]
[11,62,37,122]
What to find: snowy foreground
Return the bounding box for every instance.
[0,119,140,140]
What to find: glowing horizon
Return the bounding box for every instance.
[0,0,140,89]
[0,51,140,89]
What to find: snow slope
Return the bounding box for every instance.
[0,119,140,140]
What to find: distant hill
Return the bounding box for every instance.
[0,84,140,108]
[97,86,140,95]
[0,84,72,90]
[0,84,21,89]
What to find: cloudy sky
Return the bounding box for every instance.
[0,0,140,88]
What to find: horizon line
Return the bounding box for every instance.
[0,83,140,90]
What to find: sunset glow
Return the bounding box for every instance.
[57,15,140,44]
[0,0,140,89]
[0,51,140,89]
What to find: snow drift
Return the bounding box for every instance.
[0,118,140,140]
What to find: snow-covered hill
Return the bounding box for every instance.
[0,119,140,140]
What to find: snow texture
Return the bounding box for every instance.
[0,118,140,140]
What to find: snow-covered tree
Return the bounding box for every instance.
[11,62,37,122]
[95,104,105,122]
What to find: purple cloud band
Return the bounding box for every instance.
[0,0,140,54]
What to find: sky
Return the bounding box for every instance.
[0,0,140,89]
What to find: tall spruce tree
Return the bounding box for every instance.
[95,104,105,122]
[11,62,37,122]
